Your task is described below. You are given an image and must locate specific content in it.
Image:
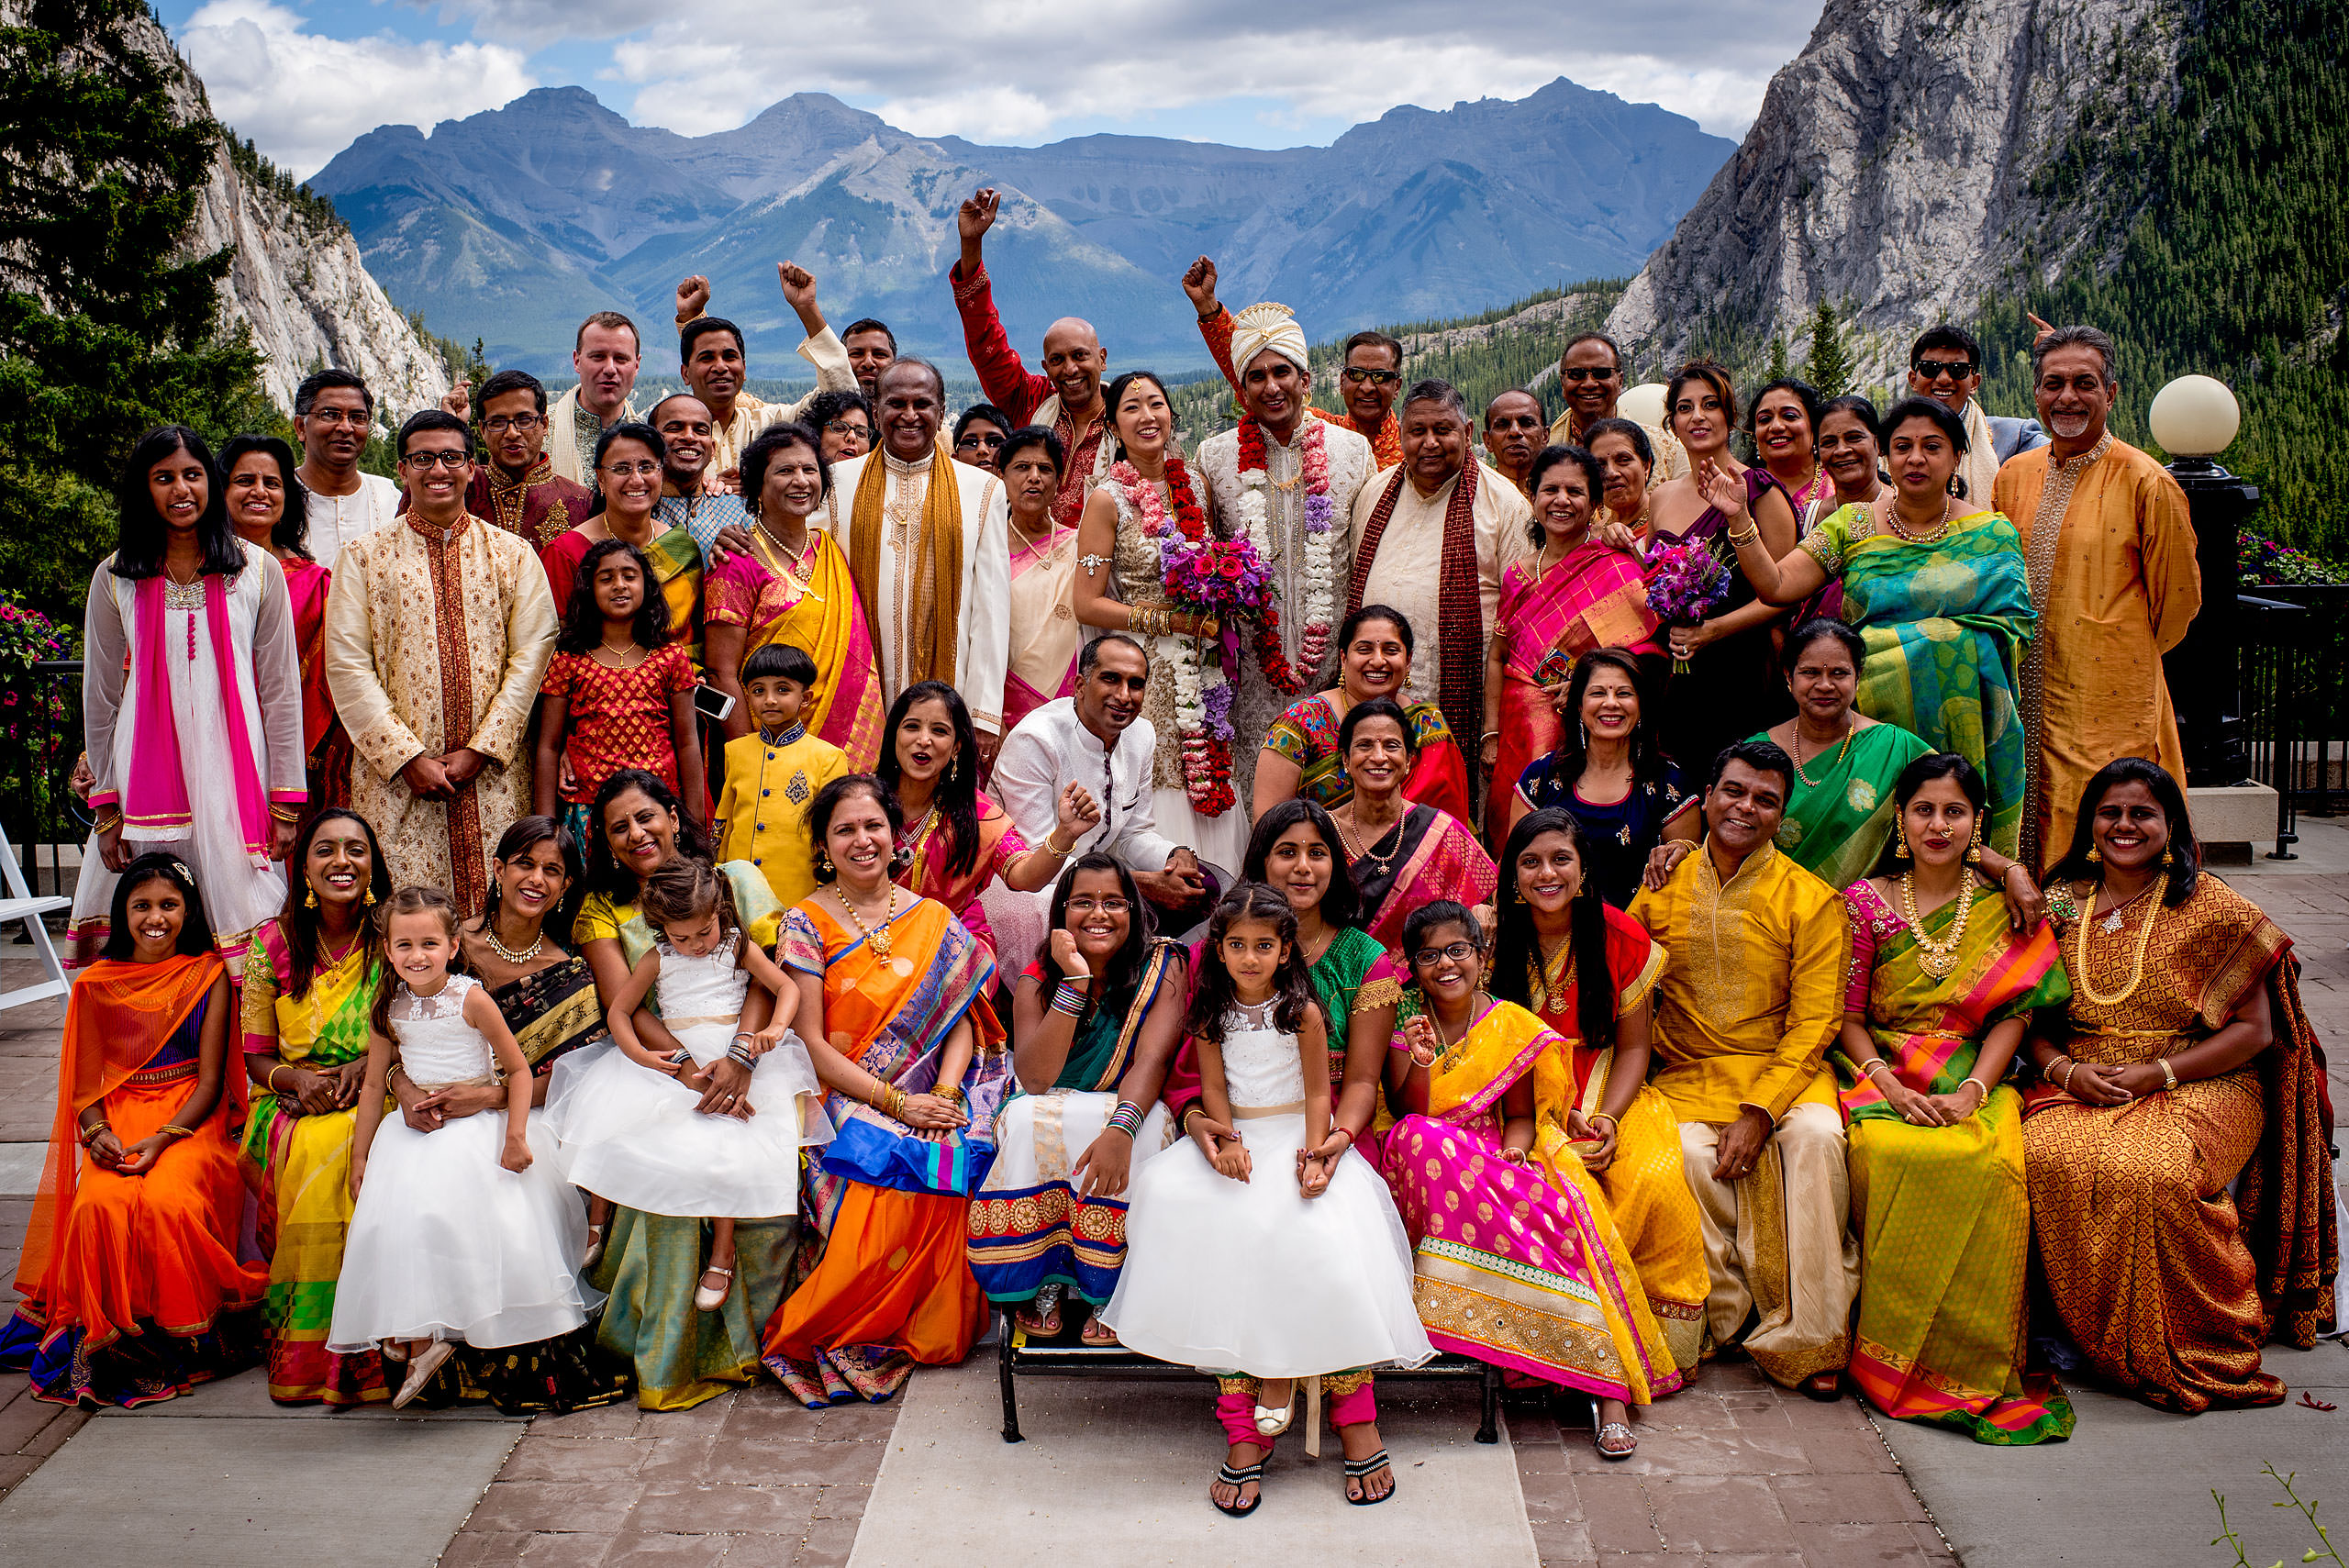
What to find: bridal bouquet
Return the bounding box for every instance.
[1645,540,1729,673]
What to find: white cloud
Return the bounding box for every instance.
[451,0,1819,142]
[178,0,538,177]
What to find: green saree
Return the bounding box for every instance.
[1752,720,1933,891]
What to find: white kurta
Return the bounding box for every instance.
[1347,461,1534,710]
[707,328,861,479]
[302,472,402,571]
[818,449,1012,735]
[73,542,306,943]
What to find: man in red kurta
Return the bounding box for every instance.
[432,369,594,547]
[947,187,1110,527]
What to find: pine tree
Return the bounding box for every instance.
[0,0,265,622]
[1801,303,1851,397]
[1765,332,1790,384]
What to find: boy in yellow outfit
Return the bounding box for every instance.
[715,642,849,907]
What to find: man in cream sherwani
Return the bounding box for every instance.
[819,358,1012,762]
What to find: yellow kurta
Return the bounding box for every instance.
[714,728,851,910]
[1628,841,1857,1385]
[1627,841,1849,1125]
[321,513,557,909]
[1347,461,1534,713]
[1993,434,2200,869]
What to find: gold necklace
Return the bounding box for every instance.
[1528,935,1574,1015]
[1898,871,1976,979]
[1790,721,1854,787]
[756,517,815,582]
[1879,495,1955,545]
[482,920,545,966]
[2072,881,2160,1007]
[832,882,898,962]
[593,639,648,669]
[1338,807,1405,873]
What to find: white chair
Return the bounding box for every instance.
[0,821,72,1013]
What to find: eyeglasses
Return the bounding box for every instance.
[1560,367,1618,384]
[483,414,543,433]
[1341,367,1401,386]
[599,460,662,479]
[1411,940,1478,967]
[826,420,869,437]
[401,450,471,469]
[1912,358,1976,382]
[1064,896,1130,917]
[955,433,1006,451]
[304,408,371,426]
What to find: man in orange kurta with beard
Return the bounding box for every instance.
[1993,325,2201,869]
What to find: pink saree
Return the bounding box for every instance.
[1005,527,1081,735]
[1489,542,1659,806]
[1353,805,1497,953]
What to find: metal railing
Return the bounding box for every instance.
[2239,586,2349,858]
[3,660,89,902]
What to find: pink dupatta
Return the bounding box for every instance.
[111,574,272,863]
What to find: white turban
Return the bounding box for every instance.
[1229,300,1310,379]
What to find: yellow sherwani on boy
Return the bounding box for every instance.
[716,723,850,910]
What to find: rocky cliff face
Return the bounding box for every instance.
[125,7,451,417]
[1607,0,2187,381]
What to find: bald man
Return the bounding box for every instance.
[951,187,1111,525]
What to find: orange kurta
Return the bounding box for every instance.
[1993,435,2200,868]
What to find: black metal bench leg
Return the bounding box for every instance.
[998,1314,1024,1443]
[1475,1362,1500,1443]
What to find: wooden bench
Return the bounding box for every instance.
[995,1310,1501,1445]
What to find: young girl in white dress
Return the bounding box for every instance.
[1099,882,1431,1513]
[544,858,829,1314]
[333,888,596,1408]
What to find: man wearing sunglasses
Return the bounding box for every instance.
[324,410,556,906]
[1183,255,1408,469]
[1544,331,1687,486]
[1907,324,2044,504]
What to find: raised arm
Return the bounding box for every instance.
[949,188,1048,423]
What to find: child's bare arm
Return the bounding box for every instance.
[1195,1035,1251,1182]
[349,1027,395,1195]
[464,984,533,1164]
[532,694,568,819]
[739,940,799,1041]
[605,951,681,1073]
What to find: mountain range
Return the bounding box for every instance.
[307,81,1733,378]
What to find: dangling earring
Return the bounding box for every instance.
[2160,848,2174,867]
[306,885,318,908]
[1965,825,1983,864]
[1894,825,1911,860]
[1946,474,1961,496]
[2087,845,2102,864]
[363,886,377,906]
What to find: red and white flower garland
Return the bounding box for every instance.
[1235,417,1334,687]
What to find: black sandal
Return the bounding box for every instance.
[1342,1447,1396,1505]
[1212,1461,1265,1518]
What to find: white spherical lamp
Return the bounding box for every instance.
[1619,383,1668,428]
[2148,374,2240,459]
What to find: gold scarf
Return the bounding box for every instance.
[848,436,964,687]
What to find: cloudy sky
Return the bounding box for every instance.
[165,0,1827,178]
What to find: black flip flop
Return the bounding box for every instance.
[1212,1461,1265,1518]
[1342,1447,1396,1505]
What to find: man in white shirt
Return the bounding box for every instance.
[817,358,1010,762]
[995,634,1213,924]
[293,368,401,567]
[547,311,642,484]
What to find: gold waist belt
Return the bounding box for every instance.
[125,1060,198,1085]
[1231,1100,1306,1119]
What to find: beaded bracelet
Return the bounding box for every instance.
[1050,982,1090,1018]
[1105,1100,1145,1139]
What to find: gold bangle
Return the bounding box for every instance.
[79,1121,110,1147]
[2059,1061,2080,1094]
[1726,519,1760,546]
[160,1124,195,1140]
[935,1084,966,1107]
[2158,1057,2177,1091]
[268,1063,293,1095]
[1664,838,1699,852]
[1586,1112,1618,1131]
[1959,1076,1991,1100]
[1042,829,1075,856]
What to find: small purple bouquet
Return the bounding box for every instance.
[1645,540,1730,673]
[1160,536,1275,619]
